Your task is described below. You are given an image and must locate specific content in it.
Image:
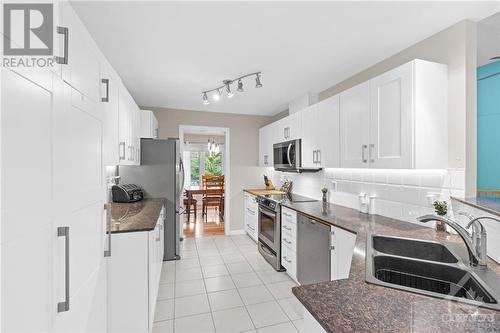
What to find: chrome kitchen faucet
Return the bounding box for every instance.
[417,214,500,269]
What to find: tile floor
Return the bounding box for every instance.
[153,234,305,333]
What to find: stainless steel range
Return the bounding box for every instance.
[256,193,316,271]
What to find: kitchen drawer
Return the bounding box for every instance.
[281,245,296,279]
[281,231,296,250]
[282,219,297,238]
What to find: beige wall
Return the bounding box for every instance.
[144,106,275,232]
[319,20,477,195]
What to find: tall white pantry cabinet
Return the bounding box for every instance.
[1,2,155,332]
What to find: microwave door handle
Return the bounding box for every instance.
[287,143,292,166]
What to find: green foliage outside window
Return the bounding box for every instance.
[205,152,222,176]
[190,151,222,186]
[190,152,200,186]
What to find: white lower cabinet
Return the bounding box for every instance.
[281,207,298,282]
[108,208,165,333]
[244,193,258,242]
[330,225,356,280]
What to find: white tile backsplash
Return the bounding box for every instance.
[273,168,465,225]
[274,167,500,264]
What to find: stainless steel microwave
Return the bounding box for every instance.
[273,139,321,172]
[273,139,301,171]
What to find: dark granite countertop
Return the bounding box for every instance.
[109,198,165,234]
[282,201,500,333]
[452,196,500,217]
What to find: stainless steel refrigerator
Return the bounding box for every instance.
[119,138,184,260]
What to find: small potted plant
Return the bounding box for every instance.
[321,187,328,203]
[433,200,448,232]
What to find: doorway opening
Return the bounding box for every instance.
[179,125,230,238]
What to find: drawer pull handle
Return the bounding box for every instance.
[283,256,292,263]
[283,225,292,231]
[283,238,292,244]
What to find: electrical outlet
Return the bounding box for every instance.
[330,180,337,192]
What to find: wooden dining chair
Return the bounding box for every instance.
[202,175,224,220]
[183,194,197,222]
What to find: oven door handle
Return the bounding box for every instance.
[259,206,277,218]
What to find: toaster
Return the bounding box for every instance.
[111,184,144,203]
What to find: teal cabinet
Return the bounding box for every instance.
[478,61,500,190]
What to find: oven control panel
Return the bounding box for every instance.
[257,196,277,210]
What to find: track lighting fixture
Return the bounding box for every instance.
[201,72,262,104]
[255,73,263,88]
[202,92,210,105]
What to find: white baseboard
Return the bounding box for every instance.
[227,229,246,235]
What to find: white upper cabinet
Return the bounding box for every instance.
[259,123,276,167]
[301,95,340,168]
[339,81,371,168]
[261,59,447,171]
[101,62,121,166]
[339,59,448,169]
[369,61,413,168]
[276,112,301,142]
[58,2,101,103]
[318,95,340,168]
[140,110,159,139]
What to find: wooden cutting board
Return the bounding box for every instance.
[244,189,286,196]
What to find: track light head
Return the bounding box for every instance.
[255,73,263,88]
[213,89,221,101]
[237,79,244,92]
[223,80,234,98]
[202,92,210,105]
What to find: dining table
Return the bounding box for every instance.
[184,185,223,222]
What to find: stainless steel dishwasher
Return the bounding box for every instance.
[297,214,331,285]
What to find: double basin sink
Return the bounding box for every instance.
[366,235,500,310]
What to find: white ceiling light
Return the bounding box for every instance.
[202,72,262,104]
[212,89,221,101]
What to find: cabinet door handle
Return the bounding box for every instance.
[57,226,70,312]
[283,238,292,245]
[317,150,321,165]
[362,145,368,163]
[369,144,375,163]
[104,204,111,257]
[283,225,292,231]
[283,256,292,263]
[101,79,109,102]
[55,26,69,64]
[119,142,125,160]
[330,230,335,250]
[156,226,161,241]
[283,212,291,217]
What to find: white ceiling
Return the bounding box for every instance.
[71,1,499,116]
